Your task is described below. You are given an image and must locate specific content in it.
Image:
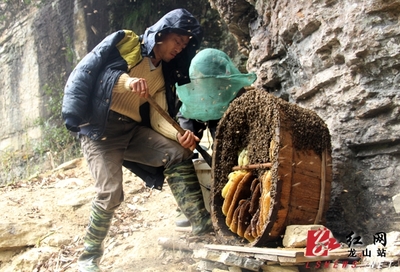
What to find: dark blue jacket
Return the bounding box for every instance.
[62,8,203,140]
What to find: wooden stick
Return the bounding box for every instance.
[314,150,326,224]
[232,163,272,171]
[146,94,213,167]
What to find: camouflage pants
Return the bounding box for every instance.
[164,159,213,235]
[78,202,114,271]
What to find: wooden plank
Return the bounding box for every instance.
[268,127,293,238]
[277,256,299,263]
[272,248,358,264]
[293,167,321,180]
[204,244,302,258]
[286,172,321,225]
[289,173,321,203]
[314,150,326,224]
[201,245,358,266]
[292,150,322,178]
[294,248,360,263]
[253,254,278,262]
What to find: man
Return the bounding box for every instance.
[62,9,212,272]
[174,48,257,227]
[176,48,257,138]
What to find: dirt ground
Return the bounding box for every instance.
[0,156,208,272]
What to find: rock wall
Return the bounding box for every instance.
[0,0,110,152]
[210,0,400,243]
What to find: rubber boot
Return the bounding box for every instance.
[175,210,191,227]
[164,159,213,235]
[77,202,114,272]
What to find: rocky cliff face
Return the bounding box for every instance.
[0,0,110,152]
[210,0,400,242]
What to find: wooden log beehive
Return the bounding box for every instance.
[211,89,332,247]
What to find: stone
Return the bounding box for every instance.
[54,177,85,188]
[40,233,74,247]
[282,225,324,248]
[386,231,400,247]
[53,158,82,171]
[0,219,52,250]
[5,246,58,272]
[193,260,229,271]
[193,249,264,271]
[56,187,95,207]
[392,194,400,213]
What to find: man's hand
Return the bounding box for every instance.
[177,130,199,151]
[129,77,149,98]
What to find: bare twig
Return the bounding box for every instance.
[232,163,272,171]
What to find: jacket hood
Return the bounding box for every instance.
[141,8,203,58]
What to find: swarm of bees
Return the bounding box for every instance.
[214,89,331,243]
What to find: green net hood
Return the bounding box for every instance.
[176,48,257,122]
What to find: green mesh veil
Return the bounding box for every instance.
[176,48,257,122]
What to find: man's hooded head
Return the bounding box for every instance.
[140,9,203,86]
